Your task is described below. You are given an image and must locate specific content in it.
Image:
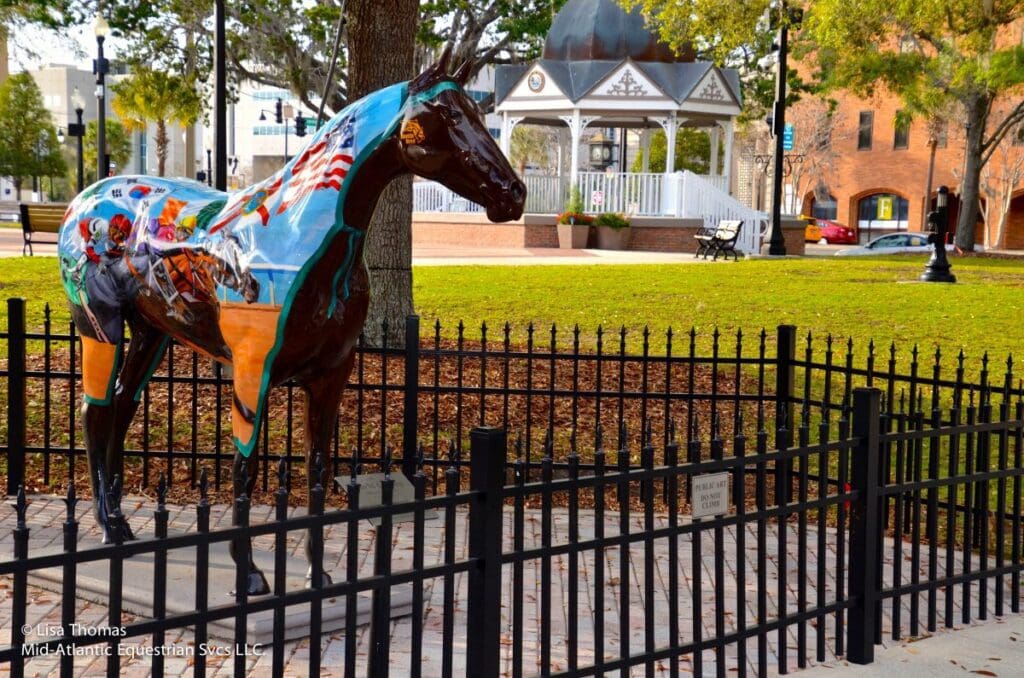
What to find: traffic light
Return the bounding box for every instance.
[274,98,283,124]
[295,114,307,138]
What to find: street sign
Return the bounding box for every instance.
[783,123,795,151]
[591,190,604,206]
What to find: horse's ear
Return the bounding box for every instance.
[436,41,453,75]
[453,58,474,86]
[410,42,455,93]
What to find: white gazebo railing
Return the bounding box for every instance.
[412,171,767,254]
[576,172,663,216]
[523,175,566,214]
[412,181,484,213]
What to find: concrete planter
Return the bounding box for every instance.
[556,222,590,248]
[596,225,631,250]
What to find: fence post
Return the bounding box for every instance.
[847,387,881,664]
[402,314,420,480]
[467,426,506,677]
[775,325,796,503]
[7,298,26,496]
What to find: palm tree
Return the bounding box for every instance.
[111,69,202,177]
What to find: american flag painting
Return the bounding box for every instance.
[277,135,355,215]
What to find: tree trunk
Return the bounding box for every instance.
[156,120,168,177]
[184,29,196,180]
[347,0,418,347]
[955,93,988,251]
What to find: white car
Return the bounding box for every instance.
[834,232,950,256]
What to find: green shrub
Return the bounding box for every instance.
[593,212,631,230]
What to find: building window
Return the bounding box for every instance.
[857,111,873,150]
[138,132,148,174]
[894,111,910,150]
[935,122,948,148]
[253,90,291,101]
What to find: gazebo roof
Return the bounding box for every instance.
[542,0,693,63]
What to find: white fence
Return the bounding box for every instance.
[670,170,768,255]
[412,181,484,213]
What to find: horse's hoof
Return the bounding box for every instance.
[242,570,270,596]
[305,569,333,589]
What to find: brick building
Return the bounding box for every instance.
[783,53,1024,250]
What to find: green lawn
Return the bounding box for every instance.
[3,254,1023,366]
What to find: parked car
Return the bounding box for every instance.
[801,216,822,243]
[834,232,945,256]
[816,220,858,245]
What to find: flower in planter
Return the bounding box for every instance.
[557,211,594,225]
[557,186,593,225]
[593,212,631,230]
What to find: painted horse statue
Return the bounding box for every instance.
[57,48,525,593]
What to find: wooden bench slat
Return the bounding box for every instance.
[20,203,69,255]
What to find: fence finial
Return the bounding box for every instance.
[64,483,78,521]
[157,472,168,506]
[14,485,28,526]
[199,468,209,503]
[277,457,288,491]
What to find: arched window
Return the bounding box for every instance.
[812,194,838,221]
[857,193,909,242]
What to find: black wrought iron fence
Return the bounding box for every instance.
[2,387,1023,675]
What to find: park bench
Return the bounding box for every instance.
[20,202,68,256]
[694,219,743,261]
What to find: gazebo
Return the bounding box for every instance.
[493,0,755,237]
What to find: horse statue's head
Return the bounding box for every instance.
[399,47,526,222]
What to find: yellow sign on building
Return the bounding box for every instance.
[877,196,893,220]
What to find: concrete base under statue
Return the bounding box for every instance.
[22,537,414,644]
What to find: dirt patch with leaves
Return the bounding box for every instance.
[5,340,772,511]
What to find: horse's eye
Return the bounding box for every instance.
[448,109,463,122]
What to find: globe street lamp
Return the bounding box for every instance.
[94,14,110,182]
[67,87,86,193]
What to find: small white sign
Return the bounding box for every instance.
[591,190,604,206]
[691,472,730,518]
[335,472,436,526]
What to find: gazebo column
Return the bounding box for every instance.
[709,126,720,177]
[559,111,598,198]
[500,114,523,159]
[641,129,651,173]
[721,120,735,195]
[655,115,684,215]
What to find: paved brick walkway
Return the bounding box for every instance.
[0,495,1015,676]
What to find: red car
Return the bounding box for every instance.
[816,220,858,245]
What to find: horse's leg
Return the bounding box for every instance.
[101,318,170,542]
[80,334,121,540]
[300,352,354,585]
[228,448,270,595]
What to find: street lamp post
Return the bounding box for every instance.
[768,1,802,256]
[68,88,86,193]
[94,14,110,182]
[206,149,213,187]
[920,185,956,283]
